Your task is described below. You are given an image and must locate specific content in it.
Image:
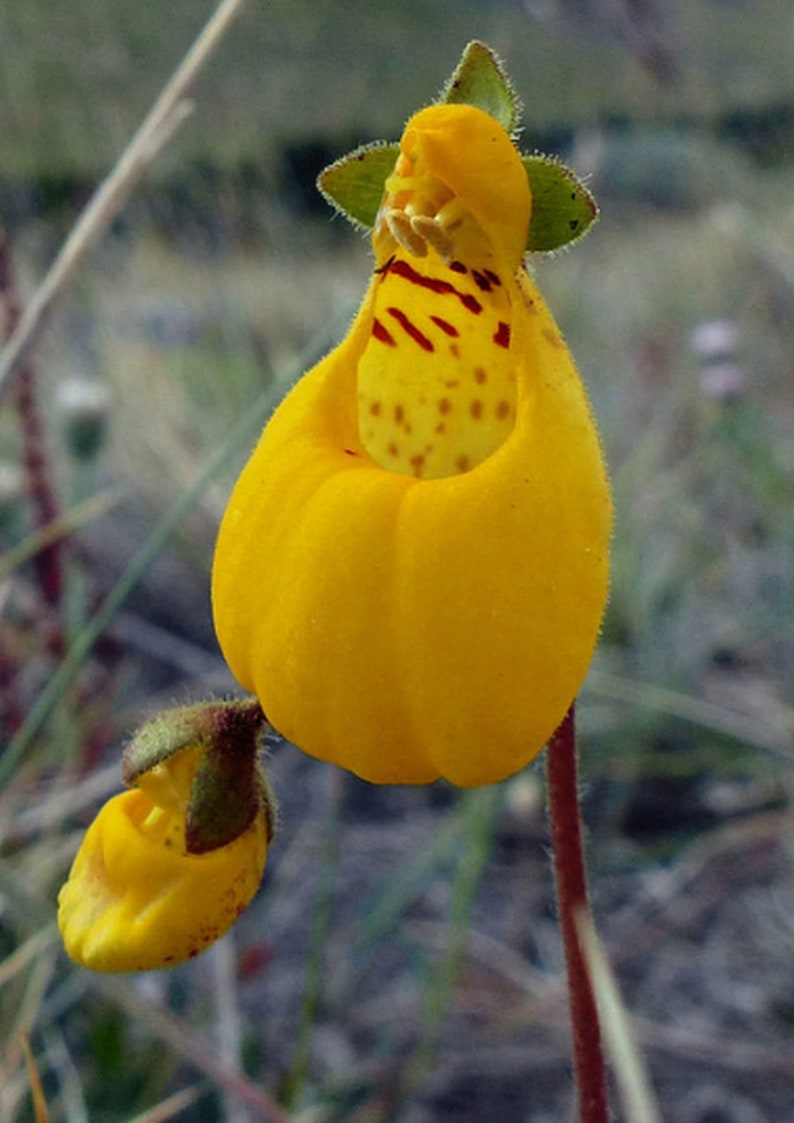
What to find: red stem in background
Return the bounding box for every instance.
[546,704,610,1123]
[0,227,65,648]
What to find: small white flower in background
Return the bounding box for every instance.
[55,377,112,460]
[689,319,748,401]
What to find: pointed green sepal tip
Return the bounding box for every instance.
[315,41,599,255]
[121,702,213,785]
[523,155,599,252]
[439,40,520,134]
[316,42,519,231]
[317,142,399,232]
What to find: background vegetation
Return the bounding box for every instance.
[1,1,793,1120]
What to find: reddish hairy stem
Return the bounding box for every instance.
[546,704,610,1123]
[0,228,65,632]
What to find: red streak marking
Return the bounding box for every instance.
[484,269,501,286]
[493,321,511,348]
[387,307,434,351]
[449,260,467,274]
[472,269,493,292]
[388,258,483,315]
[372,318,396,346]
[461,293,483,314]
[430,315,459,337]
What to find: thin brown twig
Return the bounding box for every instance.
[0,0,248,404]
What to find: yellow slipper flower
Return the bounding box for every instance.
[212,61,611,788]
[59,729,270,972]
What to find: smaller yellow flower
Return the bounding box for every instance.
[58,745,269,972]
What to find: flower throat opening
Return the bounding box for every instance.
[132,747,199,856]
[357,149,518,480]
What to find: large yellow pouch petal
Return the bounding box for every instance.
[212,105,611,787]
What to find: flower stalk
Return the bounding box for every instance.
[547,705,610,1123]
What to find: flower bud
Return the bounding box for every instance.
[58,698,274,972]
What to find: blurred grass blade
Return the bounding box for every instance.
[586,667,793,757]
[284,767,343,1111]
[576,909,662,1123]
[21,1036,50,1123]
[0,489,122,584]
[0,926,59,990]
[0,311,347,786]
[127,1084,208,1123]
[411,786,502,1081]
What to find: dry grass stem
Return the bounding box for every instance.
[93,974,294,1122]
[0,0,248,404]
[577,909,662,1123]
[127,1085,208,1123]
